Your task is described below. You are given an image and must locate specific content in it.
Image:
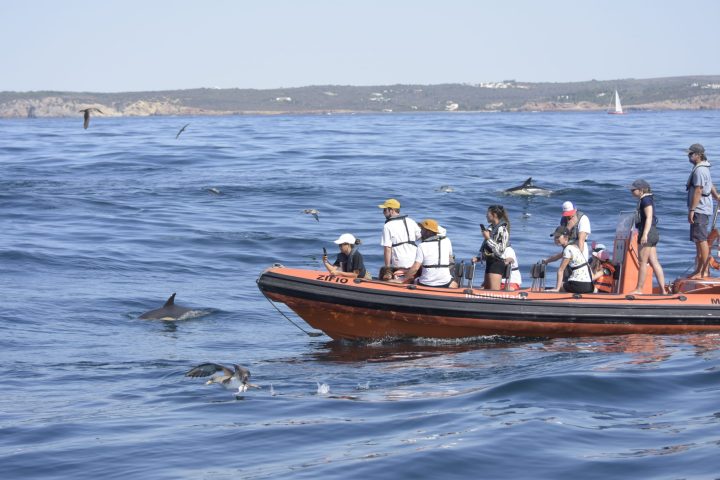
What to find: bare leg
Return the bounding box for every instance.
[689,241,709,279]
[647,247,666,294]
[486,273,502,290]
[630,246,651,294]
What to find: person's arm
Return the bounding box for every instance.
[576,231,588,258]
[544,251,563,264]
[689,186,702,223]
[322,254,335,274]
[402,261,422,283]
[550,257,570,292]
[383,246,392,267]
[712,185,720,201]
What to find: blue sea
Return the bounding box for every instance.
[1,111,720,479]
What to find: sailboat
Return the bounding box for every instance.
[608,90,624,115]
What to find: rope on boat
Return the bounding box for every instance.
[261,291,324,338]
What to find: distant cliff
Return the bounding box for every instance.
[3,75,720,118]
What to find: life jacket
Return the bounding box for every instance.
[686,162,712,197]
[594,261,616,293]
[385,215,418,249]
[421,235,451,269]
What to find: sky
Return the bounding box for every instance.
[2,0,719,92]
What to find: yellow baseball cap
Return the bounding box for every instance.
[378,198,401,209]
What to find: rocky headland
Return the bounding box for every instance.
[2,75,720,118]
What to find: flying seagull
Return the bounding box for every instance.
[185,363,259,392]
[303,209,320,222]
[176,123,190,139]
[79,107,103,129]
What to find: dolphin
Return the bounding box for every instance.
[139,293,193,320]
[503,177,553,196]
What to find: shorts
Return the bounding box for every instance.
[563,280,594,294]
[690,213,709,242]
[643,226,660,247]
[485,256,507,276]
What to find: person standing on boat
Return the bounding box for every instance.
[402,219,456,288]
[549,226,594,294]
[379,198,421,270]
[471,205,510,290]
[322,233,369,279]
[544,201,591,264]
[628,179,667,294]
[686,143,720,278]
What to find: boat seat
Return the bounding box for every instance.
[530,261,546,291]
[463,262,477,289]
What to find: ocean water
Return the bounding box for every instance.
[1,111,720,479]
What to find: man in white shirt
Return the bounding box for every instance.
[402,219,456,288]
[379,198,421,269]
[544,200,591,264]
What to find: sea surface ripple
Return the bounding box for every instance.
[1,112,720,479]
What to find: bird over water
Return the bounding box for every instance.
[185,363,259,393]
[79,107,103,129]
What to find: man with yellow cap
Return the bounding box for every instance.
[378,198,421,270]
[402,219,456,288]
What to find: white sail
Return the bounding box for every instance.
[609,90,624,114]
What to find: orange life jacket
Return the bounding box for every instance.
[594,261,616,293]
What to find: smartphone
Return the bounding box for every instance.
[479,224,486,231]
[322,247,327,256]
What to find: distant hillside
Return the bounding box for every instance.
[2,76,720,118]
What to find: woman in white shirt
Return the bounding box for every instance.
[549,226,593,294]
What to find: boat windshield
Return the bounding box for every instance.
[612,211,636,266]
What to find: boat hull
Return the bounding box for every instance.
[257,267,720,341]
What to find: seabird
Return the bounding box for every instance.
[176,123,190,139]
[185,363,259,392]
[79,107,103,129]
[303,209,320,222]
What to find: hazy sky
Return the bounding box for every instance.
[2,0,719,92]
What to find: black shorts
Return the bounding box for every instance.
[564,280,594,294]
[690,213,709,242]
[485,256,507,276]
[644,226,659,247]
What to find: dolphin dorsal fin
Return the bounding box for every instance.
[522,177,533,187]
[163,293,177,307]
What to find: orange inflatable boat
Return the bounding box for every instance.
[257,214,720,341]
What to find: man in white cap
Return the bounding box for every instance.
[378,198,421,269]
[543,200,592,265]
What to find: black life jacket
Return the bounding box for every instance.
[385,215,418,249]
[421,235,451,268]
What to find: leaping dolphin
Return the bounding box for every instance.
[503,177,553,196]
[139,293,193,320]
